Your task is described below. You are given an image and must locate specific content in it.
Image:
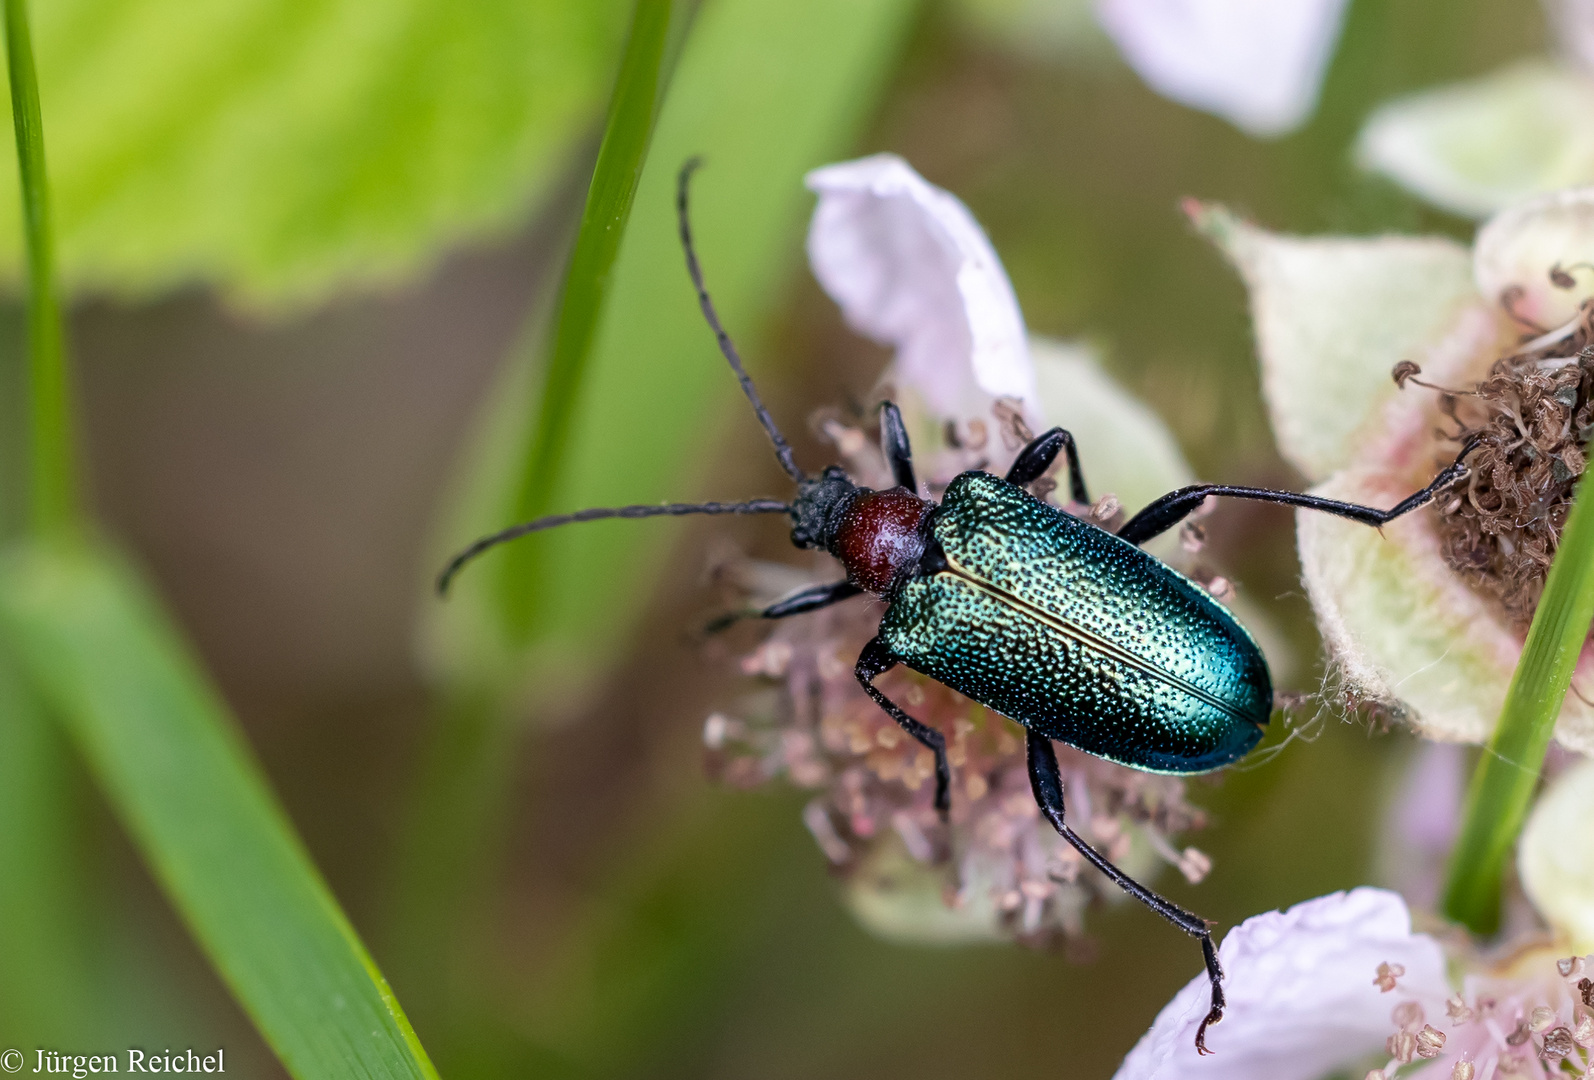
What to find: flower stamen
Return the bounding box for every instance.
[1375,961,1407,992]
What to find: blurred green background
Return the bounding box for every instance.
[0,0,1546,1077]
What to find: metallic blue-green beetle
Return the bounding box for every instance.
[438,161,1480,1054]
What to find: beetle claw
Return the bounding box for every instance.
[1195,1004,1221,1054]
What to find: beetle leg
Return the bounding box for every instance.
[1006,427,1088,504]
[855,637,951,818]
[1116,435,1482,547]
[879,401,918,493]
[1025,729,1225,1054]
[705,579,864,633]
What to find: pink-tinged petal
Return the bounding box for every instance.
[1114,889,1450,1080]
[1300,469,1517,743]
[1094,0,1351,137]
[1378,741,1466,910]
[1474,185,1594,329]
[1191,202,1492,481]
[1392,742,1465,850]
[805,155,1039,435]
[1520,755,1594,953]
[1357,62,1594,220]
[1296,468,1594,752]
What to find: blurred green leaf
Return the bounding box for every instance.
[1443,472,1594,935]
[0,543,438,1080]
[0,0,629,309]
[518,789,803,1078]
[424,0,920,704]
[0,649,92,1044]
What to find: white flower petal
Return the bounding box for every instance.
[1358,62,1594,220]
[1474,184,1594,330]
[1193,203,1490,481]
[805,155,1038,432]
[1114,888,1450,1080]
[1296,469,1594,753]
[1094,0,1351,137]
[1520,755,1594,953]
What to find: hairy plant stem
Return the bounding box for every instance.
[1442,471,1594,935]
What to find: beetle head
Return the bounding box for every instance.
[789,466,860,552]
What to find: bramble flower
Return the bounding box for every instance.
[1095,0,1352,137]
[1192,186,1594,753]
[1359,0,1594,217]
[1117,759,1594,1079]
[704,155,1283,945]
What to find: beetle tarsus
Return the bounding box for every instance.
[1025,729,1225,1053]
[1195,1004,1221,1055]
[1195,933,1224,1054]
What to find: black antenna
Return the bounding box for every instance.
[435,161,807,597]
[677,158,804,482]
[437,498,790,595]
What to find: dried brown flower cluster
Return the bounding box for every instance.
[1409,300,1594,628]
[702,410,1211,948]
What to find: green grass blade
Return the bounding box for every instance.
[1443,473,1594,934]
[0,544,439,1080]
[497,0,686,634]
[0,652,205,1050]
[3,0,75,538]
